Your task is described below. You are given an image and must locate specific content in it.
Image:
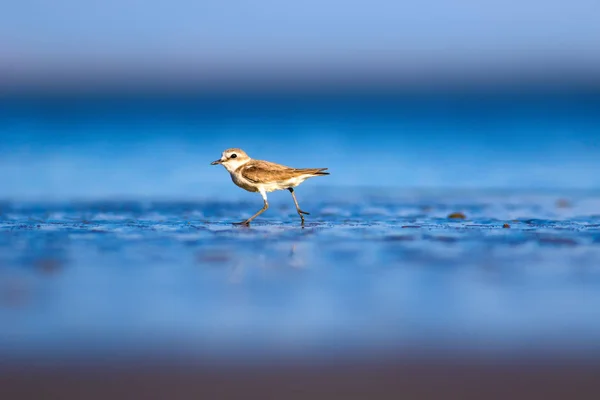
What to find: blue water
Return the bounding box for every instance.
[1,92,600,200]
[1,189,600,363]
[1,93,600,364]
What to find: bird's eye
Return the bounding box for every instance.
[230,154,237,159]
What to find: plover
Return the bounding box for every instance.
[211,148,329,225]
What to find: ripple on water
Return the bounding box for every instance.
[1,192,600,362]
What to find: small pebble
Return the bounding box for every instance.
[447,212,466,219]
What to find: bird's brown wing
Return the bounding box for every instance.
[240,161,328,183]
[239,161,298,183]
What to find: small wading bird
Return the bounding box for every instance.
[211,148,329,225]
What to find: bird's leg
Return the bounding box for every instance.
[233,190,269,226]
[288,188,309,224]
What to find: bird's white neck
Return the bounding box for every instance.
[222,158,251,173]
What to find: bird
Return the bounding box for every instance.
[211,148,329,225]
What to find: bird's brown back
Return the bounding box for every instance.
[238,160,328,184]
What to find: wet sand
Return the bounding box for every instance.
[2,358,600,399]
[2,191,600,398]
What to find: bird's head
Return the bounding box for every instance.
[211,148,251,172]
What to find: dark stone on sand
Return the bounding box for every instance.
[503,223,510,228]
[447,212,466,219]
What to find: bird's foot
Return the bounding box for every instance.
[297,213,306,225]
[232,220,250,226]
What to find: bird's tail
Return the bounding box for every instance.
[298,168,329,176]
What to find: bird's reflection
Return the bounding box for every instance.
[288,243,306,269]
[226,242,306,283]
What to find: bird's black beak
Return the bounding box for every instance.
[211,159,223,165]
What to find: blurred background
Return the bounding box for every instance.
[1,0,600,199]
[2,1,600,398]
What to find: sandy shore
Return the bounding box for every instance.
[2,358,600,399]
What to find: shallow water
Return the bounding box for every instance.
[1,189,600,364]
